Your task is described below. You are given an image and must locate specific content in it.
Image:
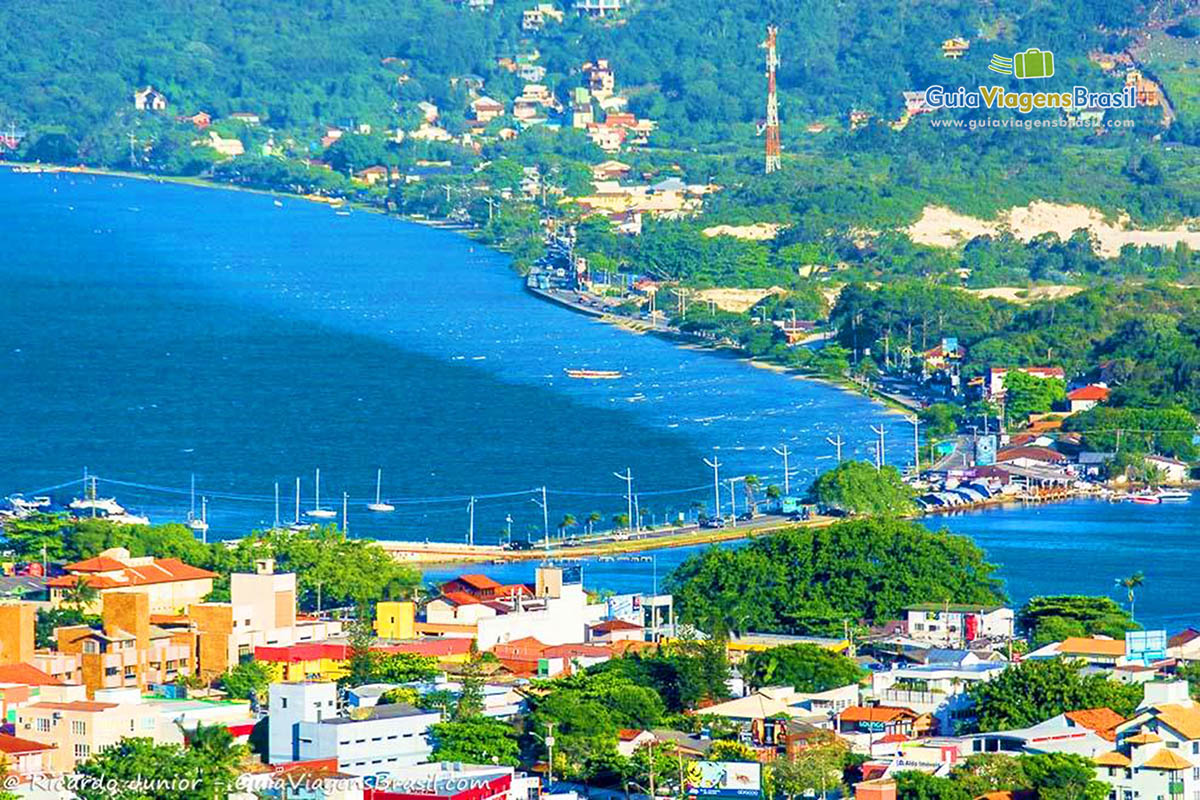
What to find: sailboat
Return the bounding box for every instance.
[290,477,315,531]
[305,468,337,519]
[187,474,209,535]
[367,468,395,512]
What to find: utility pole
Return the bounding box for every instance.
[467,496,476,546]
[342,492,349,537]
[614,468,633,530]
[539,486,550,547]
[703,456,721,521]
[274,482,280,529]
[773,444,791,495]
[870,424,886,468]
[727,478,738,527]
[906,416,921,476]
[825,435,844,464]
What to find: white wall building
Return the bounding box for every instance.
[268,681,440,776]
[871,661,1008,733]
[1096,682,1200,800]
[904,604,1014,646]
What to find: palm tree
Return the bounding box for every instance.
[1117,571,1146,622]
[612,512,630,530]
[62,579,99,612]
[743,474,761,515]
[586,511,601,536]
[558,513,577,540]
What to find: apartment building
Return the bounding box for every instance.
[268,682,439,775]
[190,559,341,681]
[1097,681,1200,800]
[16,697,160,773]
[55,591,194,697]
[904,604,1014,646]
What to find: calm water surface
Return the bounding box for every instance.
[0,171,1194,629]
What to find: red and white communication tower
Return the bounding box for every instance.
[763,25,781,174]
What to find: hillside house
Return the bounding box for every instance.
[942,38,970,58]
[1094,682,1200,800]
[583,59,616,98]
[471,96,505,123]
[1067,384,1111,412]
[133,87,167,112]
[575,0,621,17]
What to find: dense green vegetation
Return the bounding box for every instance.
[1018,596,1139,646]
[964,658,1143,732]
[742,643,864,692]
[833,281,1200,414]
[897,753,1110,800]
[806,461,916,515]
[667,518,1004,636]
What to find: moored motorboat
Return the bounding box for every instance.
[564,368,623,379]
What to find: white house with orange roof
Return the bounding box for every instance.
[1094,681,1200,800]
[46,548,217,614]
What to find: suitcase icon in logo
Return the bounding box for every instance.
[1013,48,1054,79]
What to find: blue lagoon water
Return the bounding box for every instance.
[0,171,1195,629]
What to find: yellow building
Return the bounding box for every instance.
[376,601,416,640]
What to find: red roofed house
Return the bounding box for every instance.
[586,618,644,643]
[1168,629,1200,661]
[837,706,922,738]
[0,733,55,782]
[471,96,505,123]
[1067,384,1111,413]
[47,548,217,615]
[995,446,1069,468]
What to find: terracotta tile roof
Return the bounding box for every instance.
[1059,637,1126,657]
[1169,628,1200,648]
[1068,385,1110,402]
[996,446,1068,464]
[48,558,216,589]
[1125,732,1163,745]
[618,728,649,741]
[877,733,909,744]
[590,619,643,633]
[1065,708,1124,741]
[1142,749,1194,770]
[453,574,502,591]
[29,701,118,713]
[439,591,483,607]
[840,706,916,723]
[1093,751,1132,767]
[65,555,129,572]
[0,733,55,754]
[376,639,473,657]
[0,662,63,687]
[1152,704,1200,740]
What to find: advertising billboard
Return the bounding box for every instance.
[684,761,762,798]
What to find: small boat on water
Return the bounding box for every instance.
[565,368,623,379]
[367,468,395,513]
[1127,492,1162,505]
[1157,489,1191,502]
[7,494,51,514]
[305,468,338,519]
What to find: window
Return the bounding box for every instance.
[83,640,98,654]
[141,718,155,730]
[1193,769,1200,781]
[71,720,86,735]
[74,744,90,760]
[35,718,50,732]
[281,698,288,709]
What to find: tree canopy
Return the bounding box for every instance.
[668,518,1005,637]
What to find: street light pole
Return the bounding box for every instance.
[614,468,633,530]
[703,456,721,521]
[906,416,921,476]
[773,444,791,495]
[870,424,886,469]
[825,435,844,464]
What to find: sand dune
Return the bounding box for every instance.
[907,201,1200,257]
